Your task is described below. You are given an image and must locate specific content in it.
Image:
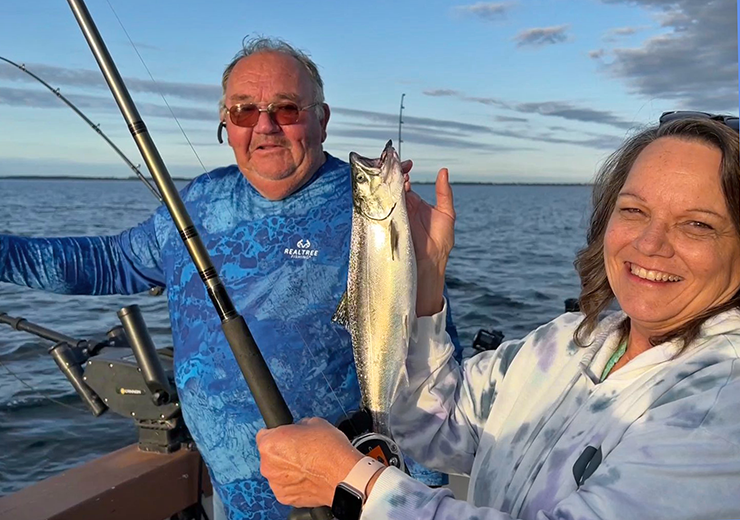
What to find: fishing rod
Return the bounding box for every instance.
[398,93,405,160]
[0,55,161,203]
[64,2,330,519]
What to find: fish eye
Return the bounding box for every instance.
[355,174,367,183]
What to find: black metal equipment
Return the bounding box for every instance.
[0,307,188,453]
[472,328,505,352]
[564,298,581,313]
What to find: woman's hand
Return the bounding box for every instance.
[404,168,456,316]
[257,417,363,508]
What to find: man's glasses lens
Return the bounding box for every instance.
[228,103,303,127]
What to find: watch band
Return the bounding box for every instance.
[341,456,386,502]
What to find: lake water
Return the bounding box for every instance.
[0,178,591,496]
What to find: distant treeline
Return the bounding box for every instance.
[1,176,592,186]
[0,175,193,182]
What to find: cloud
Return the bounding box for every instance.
[0,156,204,179]
[331,127,528,152]
[423,89,462,97]
[513,25,570,47]
[494,115,528,122]
[331,106,627,151]
[453,2,514,21]
[599,0,738,111]
[0,61,220,104]
[602,25,649,41]
[514,101,635,128]
[0,87,217,122]
[589,49,606,60]
[422,89,635,129]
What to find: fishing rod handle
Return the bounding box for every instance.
[0,312,82,346]
[117,305,173,404]
[50,342,107,416]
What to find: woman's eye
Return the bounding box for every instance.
[687,220,714,231]
[619,207,643,216]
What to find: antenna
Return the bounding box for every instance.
[398,93,405,159]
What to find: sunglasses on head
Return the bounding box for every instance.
[659,110,739,132]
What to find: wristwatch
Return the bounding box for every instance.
[331,456,385,520]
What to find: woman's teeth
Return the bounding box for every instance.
[629,263,682,282]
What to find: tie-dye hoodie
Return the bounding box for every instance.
[364,302,740,520]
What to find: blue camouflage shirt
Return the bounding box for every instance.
[0,153,462,519]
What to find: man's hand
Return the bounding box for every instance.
[403,168,456,316]
[257,418,363,508]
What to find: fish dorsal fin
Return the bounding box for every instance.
[332,291,350,327]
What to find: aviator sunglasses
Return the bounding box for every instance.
[659,110,739,132]
[217,101,320,143]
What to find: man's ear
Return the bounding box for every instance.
[320,103,331,143]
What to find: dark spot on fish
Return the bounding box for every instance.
[388,494,407,507]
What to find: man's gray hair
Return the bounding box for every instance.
[219,36,326,119]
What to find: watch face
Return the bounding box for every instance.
[332,484,364,520]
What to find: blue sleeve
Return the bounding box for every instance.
[443,284,463,363]
[0,214,164,295]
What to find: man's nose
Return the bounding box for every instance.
[252,110,280,134]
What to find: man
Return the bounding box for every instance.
[0,38,460,519]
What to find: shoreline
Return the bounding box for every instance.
[0,176,592,186]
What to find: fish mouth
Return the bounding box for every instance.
[349,151,380,171]
[349,140,399,174]
[357,202,397,221]
[379,140,398,167]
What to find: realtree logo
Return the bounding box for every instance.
[284,238,319,259]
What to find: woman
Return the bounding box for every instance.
[256,114,740,520]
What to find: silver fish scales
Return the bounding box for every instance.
[334,140,416,437]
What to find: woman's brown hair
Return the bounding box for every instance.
[573,117,740,348]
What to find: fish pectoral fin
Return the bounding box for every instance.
[332,291,350,327]
[389,220,399,261]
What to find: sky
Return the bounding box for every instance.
[0,0,737,183]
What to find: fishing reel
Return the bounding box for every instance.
[336,409,405,472]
